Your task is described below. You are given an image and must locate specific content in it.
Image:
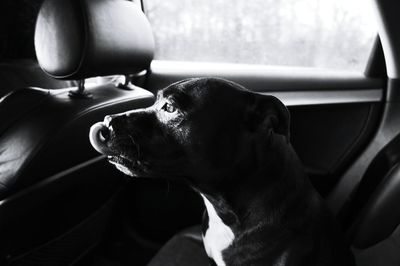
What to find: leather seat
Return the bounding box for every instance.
[0,0,78,196]
[148,226,208,266]
[0,0,154,200]
[0,0,156,264]
[347,162,400,266]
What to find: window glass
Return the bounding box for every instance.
[145,0,377,71]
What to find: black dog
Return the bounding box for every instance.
[89,78,354,266]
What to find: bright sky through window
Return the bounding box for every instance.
[145,0,377,71]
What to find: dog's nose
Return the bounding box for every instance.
[89,122,115,155]
[98,125,110,142]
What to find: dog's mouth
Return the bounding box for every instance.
[89,122,142,176]
[108,155,141,177]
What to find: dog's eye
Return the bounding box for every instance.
[162,102,176,113]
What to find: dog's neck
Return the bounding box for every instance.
[194,135,316,231]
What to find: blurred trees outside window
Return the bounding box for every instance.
[145,0,376,71]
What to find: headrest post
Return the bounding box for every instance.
[68,79,92,99]
[78,79,85,93]
[117,75,134,90]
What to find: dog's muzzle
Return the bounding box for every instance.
[89,121,116,156]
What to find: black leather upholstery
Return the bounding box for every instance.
[0,59,77,98]
[342,162,400,266]
[0,84,154,261]
[349,163,400,249]
[34,0,155,80]
[352,225,400,266]
[0,0,156,262]
[148,226,209,266]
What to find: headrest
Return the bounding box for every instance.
[34,0,154,80]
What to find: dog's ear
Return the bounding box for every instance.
[244,93,290,143]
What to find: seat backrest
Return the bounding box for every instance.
[0,0,156,263]
[347,162,400,266]
[0,0,155,200]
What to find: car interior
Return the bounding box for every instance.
[0,0,399,265]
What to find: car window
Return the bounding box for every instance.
[144,0,377,71]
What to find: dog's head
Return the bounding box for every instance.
[89,78,290,186]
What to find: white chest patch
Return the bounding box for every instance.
[201,194,235,266]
